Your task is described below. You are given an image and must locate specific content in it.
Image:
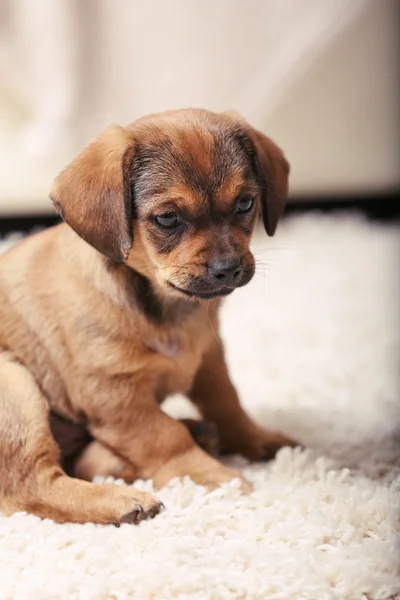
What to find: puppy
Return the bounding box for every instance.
[0,108,295,525]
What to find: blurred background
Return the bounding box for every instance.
[0,0,399,220]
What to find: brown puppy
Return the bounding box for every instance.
[0,108,295,525]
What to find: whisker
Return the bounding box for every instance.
[254,270,280,278]
[252,246,289,255]
[254,262,282,274]
[254,258,283,267]
[206,301,223,350]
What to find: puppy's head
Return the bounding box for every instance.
[51,109,289,300]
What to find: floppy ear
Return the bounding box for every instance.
[249,128,290,236]
[51,125,136,261]
[224,111,290,236]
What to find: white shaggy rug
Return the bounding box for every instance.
[0,212,399,600]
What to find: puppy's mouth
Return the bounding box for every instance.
[167,282,234,300]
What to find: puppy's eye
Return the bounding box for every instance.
[235,197,254,214]
[154,212,181,229]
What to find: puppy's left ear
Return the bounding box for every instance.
[224,111,290,236]
[248,128,290,236]
[51,125,135,261]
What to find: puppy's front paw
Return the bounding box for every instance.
[104,486,164,526]
[221,424,299,462]
[118,499,164,525]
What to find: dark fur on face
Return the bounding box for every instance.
[51,108,289,303]
[128,113,259,299]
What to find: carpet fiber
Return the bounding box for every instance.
[0,213,399,600]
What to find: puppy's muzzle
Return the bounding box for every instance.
[169,256,254,299]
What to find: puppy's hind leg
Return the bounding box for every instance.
[0,352,163,524]
[71,419,221,484]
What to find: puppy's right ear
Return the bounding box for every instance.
[51,125,135,262]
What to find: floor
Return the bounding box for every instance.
[0,211,399,599]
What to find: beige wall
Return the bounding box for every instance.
[0,0,398,215]
[262,1,400,196]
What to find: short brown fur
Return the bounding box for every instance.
[0,109,295,525]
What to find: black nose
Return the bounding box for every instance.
[208,258,241,283]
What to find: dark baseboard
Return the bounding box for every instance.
[0,194,399,235]
[0,214,61,235]
[285,193,400,222]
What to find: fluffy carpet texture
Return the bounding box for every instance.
[0,213,399,600]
